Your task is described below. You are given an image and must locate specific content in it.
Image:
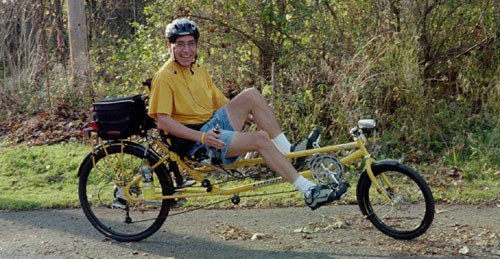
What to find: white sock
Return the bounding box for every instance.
[272,133,292,154]
[292,176,315,195]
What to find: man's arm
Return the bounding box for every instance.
[157,114,225,149]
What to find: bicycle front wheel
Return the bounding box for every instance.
[356,162,434,240]
[78,142,174,242]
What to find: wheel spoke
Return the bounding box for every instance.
[358,163,434,239]
[79,144,172,242]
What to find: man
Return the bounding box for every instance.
[148,18,341,210]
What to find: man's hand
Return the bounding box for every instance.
[157,114,226,149]
[203,130,225,149]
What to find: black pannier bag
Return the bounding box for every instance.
[93,94,151,140]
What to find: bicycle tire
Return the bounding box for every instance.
[78,142,174,242]
[356,162,434,240]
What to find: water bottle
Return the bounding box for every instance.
[211,121,222,164]
[141,159,155,204]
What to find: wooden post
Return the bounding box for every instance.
[67,0,93,98]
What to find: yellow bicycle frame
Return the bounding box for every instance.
[87,130,397,204]
[88,83,394,204]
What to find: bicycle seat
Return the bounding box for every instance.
[358,119,376,129]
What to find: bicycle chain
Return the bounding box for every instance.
[130,189,298,223]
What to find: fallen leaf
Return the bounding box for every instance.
[491,248,500,256]
[293,226,320,234]
[436,209,447,214]
[330,220,349,229]
[459,246,469,255]
[251,233,264,240]
[448,166,464,179]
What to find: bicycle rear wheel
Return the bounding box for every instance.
[356,162,434,240]
[78,142,174,242]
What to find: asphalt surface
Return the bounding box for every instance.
[1,204,499,258]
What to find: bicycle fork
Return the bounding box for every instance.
[364,158,394,203]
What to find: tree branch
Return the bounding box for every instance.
[323,0,345,46]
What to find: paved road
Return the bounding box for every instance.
[0,204,499,258]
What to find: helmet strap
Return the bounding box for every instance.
[189,55,198,74]
[170,50,197,75]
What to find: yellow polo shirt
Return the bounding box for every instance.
[148,59,228,124]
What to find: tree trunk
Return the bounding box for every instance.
[38,0,51,107]
[67,0,93,98]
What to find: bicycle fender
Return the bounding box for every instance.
[371,159,399,167]
[356,159,400,197]
[357,159,400,180]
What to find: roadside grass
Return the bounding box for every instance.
[430,178,500,205]
[425,128,500,205]
[0,138,499,211]
[0,141,89,210]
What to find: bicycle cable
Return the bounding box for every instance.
[239,189,297,198]
[129,198,229,223]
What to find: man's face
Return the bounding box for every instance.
[168,35,197,68]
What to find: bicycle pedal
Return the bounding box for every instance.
[332,182,350,201]
[175,180,196,189]
[339,191,348,200]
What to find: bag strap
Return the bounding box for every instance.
[142,78,152,95]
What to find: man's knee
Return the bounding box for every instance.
[253,131,274,151]
[241,88,263,103]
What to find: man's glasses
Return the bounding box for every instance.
[174,40,197,50]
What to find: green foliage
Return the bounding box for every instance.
[1,0,500,180]
[91,22,166,98]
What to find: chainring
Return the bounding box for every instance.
[309,154,344,187]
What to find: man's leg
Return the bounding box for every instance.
[225,88,282,137]
[225,131,300,183]
[222,89,342,210]
[225,130,342,210]
[226,131,316,197]
[224,88,319,155]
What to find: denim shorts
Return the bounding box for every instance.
[188,105,238,165]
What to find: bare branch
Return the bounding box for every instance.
[323,0,345,46]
